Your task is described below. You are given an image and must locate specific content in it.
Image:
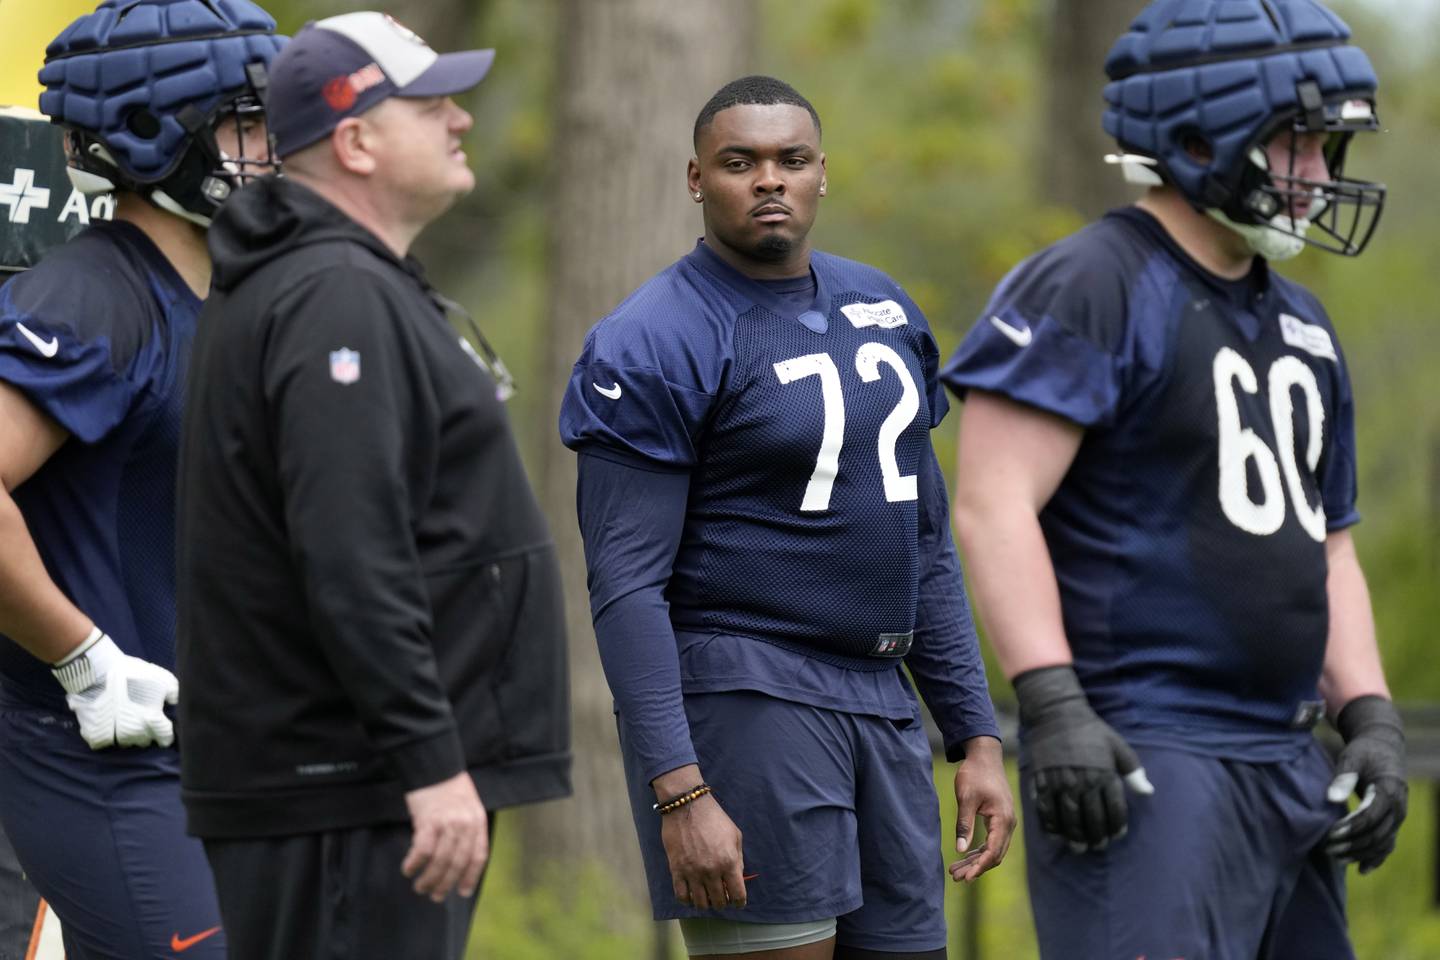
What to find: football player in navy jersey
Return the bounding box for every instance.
[0,3,282,957]
[942,2,1405,958]
[560,75,1012,960]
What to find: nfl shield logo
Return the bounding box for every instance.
[329,348,361,385]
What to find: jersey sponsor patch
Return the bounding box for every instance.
[1278,313,1337,362]
[840,299,908,330]
[329,348,361,384]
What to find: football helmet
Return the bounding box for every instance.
[1103,0,1384,258]
[39,0,286,226]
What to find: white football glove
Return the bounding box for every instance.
[51,627,179,750]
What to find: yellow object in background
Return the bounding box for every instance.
[0,0,102,111]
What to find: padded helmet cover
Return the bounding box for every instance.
[1102,0,1378,211]
[38,0,285,187]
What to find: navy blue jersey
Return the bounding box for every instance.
[942,208,1356,757]
[562,241,949,662]
[0,221,199,710]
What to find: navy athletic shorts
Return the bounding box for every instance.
[620,690,948,954]
[1023,739,1351,960]
[0,709,224,960]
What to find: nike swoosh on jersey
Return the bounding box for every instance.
[14,322,59,358]
[171,927,222,952]
[989,315,1033,347]
[593,382,622,400]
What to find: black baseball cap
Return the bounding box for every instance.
[268,11,494,158]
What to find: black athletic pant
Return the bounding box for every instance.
[0,822,39,960]
[204,816,494,960]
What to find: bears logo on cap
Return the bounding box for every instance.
[321,63,387,112]
[322,76,357,110]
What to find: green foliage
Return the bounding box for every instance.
[932,761,1039,957]
[1348,781,1440,958]
[468,820,666,959]
[759,0,1073,339]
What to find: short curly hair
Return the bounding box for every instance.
[693,75,821,147]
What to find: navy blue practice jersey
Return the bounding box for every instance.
[0,221,199,710]
[943,208,1357,753]
[561,241,947,662]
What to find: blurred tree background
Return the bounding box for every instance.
[255,0,1440,955]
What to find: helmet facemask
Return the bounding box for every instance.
[149,63,279,226]
[1214,82,1385,259]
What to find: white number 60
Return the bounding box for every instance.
[1213,347,1327,542]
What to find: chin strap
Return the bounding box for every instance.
[1205,206,1309,262]
[149,188,214,228]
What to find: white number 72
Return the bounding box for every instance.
[772,342,921,512]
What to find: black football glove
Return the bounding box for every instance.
[1326,695,1407,873]
[1015,665,1154,853]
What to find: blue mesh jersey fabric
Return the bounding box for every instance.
[562,241,949,664]
[39,0,285,183]
[0,221,200,710]
[942,206,1358,761]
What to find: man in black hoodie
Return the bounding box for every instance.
[176,13,570,960]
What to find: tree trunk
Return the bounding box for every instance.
[520,0,756,904]
[1042,0,1144,217]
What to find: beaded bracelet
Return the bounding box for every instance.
[652,783,713,815]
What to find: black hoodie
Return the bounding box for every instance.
[176,176,570,837]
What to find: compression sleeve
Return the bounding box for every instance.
[905,446,1001,760]
[576,450,698,785]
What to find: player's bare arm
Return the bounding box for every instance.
[0,377,180,752]
[1320,529,1406,873]
[950,389,1080,678]
[1319,530,1388,707]
[953,391,1152,853]
[0,381,87,662]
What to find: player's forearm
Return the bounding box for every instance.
[1320,529,1389,710]
[0,491,93,663]
[577,452,700,785]
[907,538,1001,754]
[907,447,1000,752]
[907,643,1001,759]
[951,493,1071,680]
[652,763,705,800]
[593,581,698,786]
[952,391,1081,680]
